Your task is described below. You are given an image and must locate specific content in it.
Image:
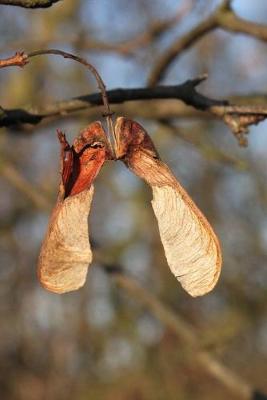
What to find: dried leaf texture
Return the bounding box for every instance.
[38,122,109,294]
[152,175,221,297]
[115,118,222,297]
[38,187,94,294]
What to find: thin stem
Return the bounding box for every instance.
[27,49,115,156]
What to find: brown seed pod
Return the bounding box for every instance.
[114,117,222,297]
[38,122,110,294]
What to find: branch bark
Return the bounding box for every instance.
[0,77,227,126]
[0,0,61,7]
[1,76,267,145]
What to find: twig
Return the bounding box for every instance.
[0,49,116,149]
[217,0,267,42]
[210,105,267,146]
[0,0,61,8]
[0,51,28,69]
[27,49,111,116]
[148,0,267,86]
[0,49,113,135]
[0,77,227,128]
[27,49,115,154]
[1,75,267,145]
[148,14,217,86]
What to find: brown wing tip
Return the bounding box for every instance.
[38,269,88,294]
[178,242,222,297]
[150,183,222,298]
[37,254,89,295]
[182,266,221,298]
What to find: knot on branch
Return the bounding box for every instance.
[0,51,28,69]
[224,113,266,147]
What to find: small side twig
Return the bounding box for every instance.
[148,14,217,86]
[0,49,116,150]
[0,51,28,69]
[27,49,111,116]
[27,49,115,154]
[148,0,267,86]
[210,105,267,146]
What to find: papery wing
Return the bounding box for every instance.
[115,116,222,296]
[151,179,221,297]
[38,187,94,294]
[38,121,109,294]
[125,149,222,297]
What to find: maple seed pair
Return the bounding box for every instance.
[38,118,222,297]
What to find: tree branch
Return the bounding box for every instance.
[0,3,192,56]
[1,75,267,145]
[0,77,227,127]
[148,0,267,86]
[148,14,218,87]
[104,269,266,400]
[0,75,226,125]
[0,0,61,7]
[217,0,267,41]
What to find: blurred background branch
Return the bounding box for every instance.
[109,271,255,399]
[148,0,267,86]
